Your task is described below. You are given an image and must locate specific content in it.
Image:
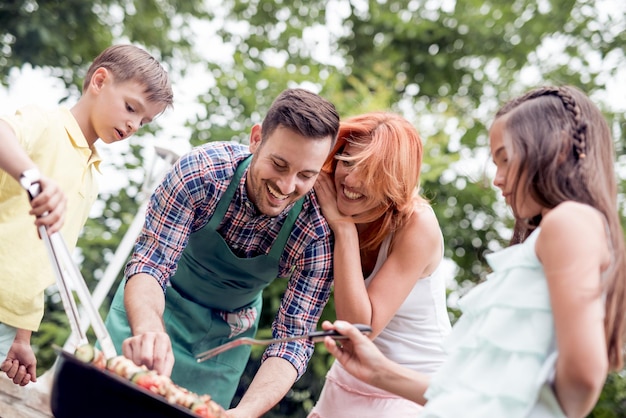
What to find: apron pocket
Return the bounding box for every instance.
[218,306,258,338]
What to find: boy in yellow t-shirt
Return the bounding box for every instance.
[0,44,174,386]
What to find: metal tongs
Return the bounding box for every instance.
[195,323,372,362]
[28,184,117,360]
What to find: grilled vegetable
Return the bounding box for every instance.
[74,345,225,418]
[74,344,106,369]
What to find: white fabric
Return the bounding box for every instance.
[365,232,451,374]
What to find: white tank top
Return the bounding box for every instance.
[364,230,451,375]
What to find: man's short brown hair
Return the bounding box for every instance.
[261,88,339,147]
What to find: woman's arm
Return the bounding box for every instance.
[536,202,610,418]
[314,172,370,322]
[364,206,442,334]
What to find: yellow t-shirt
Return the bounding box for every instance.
[0,105,101,330]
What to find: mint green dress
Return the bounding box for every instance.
[422,228,566,417]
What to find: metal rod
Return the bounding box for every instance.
[39,226,87,348]
[48,232,117,358]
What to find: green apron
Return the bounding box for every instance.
[105,156,303,408]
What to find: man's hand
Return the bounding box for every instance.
[122,331,175,377]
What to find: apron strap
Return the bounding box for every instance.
[208,155,251,229]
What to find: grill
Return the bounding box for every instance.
[51,350,200,418]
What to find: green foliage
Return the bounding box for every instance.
[590,372,626,417]
[5,0,626,416]
[0,0,206,90]
[0,0,113,90]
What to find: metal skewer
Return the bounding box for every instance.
[196,324,372,362]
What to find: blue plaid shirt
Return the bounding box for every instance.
[124,142,334,378]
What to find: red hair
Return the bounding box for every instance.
[323,112,425,251]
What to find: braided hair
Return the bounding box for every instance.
[497,86,588,161]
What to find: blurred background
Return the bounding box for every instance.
[1,0,625,416]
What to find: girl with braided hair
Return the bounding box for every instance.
[316,85,626,418]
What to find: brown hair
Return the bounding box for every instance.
[83,44,173,109]
[323,112,426,252]
[261,88,339,146]
[495,85,626,370]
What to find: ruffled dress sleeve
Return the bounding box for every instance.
[421,228,566,418]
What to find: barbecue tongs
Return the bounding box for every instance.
[27,183,117,360]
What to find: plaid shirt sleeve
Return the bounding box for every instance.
[261,198,335,380]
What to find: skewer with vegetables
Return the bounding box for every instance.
[74,345,226,418]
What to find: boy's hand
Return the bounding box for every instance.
[30,176,66,234]
[1,339,37,386]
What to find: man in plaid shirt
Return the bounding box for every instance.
[104,88,340,416]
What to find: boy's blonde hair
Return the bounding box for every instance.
[83,44,173,108]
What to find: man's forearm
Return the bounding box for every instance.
[124,273,166,334]
[229,357,297,417]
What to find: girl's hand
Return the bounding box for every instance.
[322,320,385,386]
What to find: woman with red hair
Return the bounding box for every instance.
[309,112,451,417]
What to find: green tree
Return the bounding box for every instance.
[0,0,209,87]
